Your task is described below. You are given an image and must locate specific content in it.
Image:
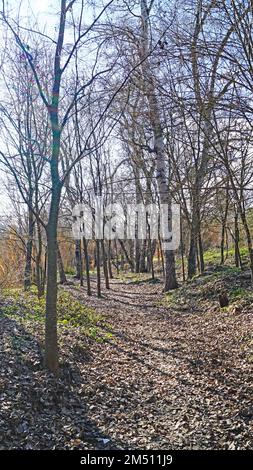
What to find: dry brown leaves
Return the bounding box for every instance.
[0,274,252,450]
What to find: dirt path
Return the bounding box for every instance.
[1,276,252,449]
[64,277,253,450]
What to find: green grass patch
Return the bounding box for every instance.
[203,246,249,266]
[230,287,248,298]
[160,264,253,310]
[1,288,110,342]
[64,267,76,276]
[203,249,222,264]
[115,272,159,285]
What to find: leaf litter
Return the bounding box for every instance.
[0,272,252,449]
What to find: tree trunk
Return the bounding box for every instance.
[140,0,177,291]
[234,212,241,268]
[108,240,113,279]
[96,240,101,298]
[114,239,120,275]
[180,212,186,282]
[101,239,110,289]
[239,211,253,278]
[45,186,61,373]
[24,206,34,290]
[118,239,134,272]
[75,240,82,280]
[158,232,165,277]
[57,243,67,284]
[198,230,204,273]
[188,225,196,279]
[147,237,155,280]
[188,196,198,279]
[220,222,226,265]
[140,239,147,273]
[42,248,47,295]
[135,239,141,273]
[79,239,84,287]
[35,222,44,297]
[83,237,91,296]
[220,188,229,265]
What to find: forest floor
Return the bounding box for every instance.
[0,265,253,449]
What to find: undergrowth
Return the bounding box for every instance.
[160,264,253,311]
[0,287,112,342]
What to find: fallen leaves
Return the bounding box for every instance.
[0,273,253,450]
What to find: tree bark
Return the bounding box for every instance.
[24,206,34,290]
[220,190,229,265]
[44,0,67,373]
[96,240,101,298]
[57,243,67,284]
[83,237,91,296]
[75,240,82,280]
[45,185,61,373]
[118,239,134,272]
[140,0,178,291]
[108,240,113,279]
[101,239,110,289]
[180,211,186,282]
[234,212,240,268]
[35,222,44,297]
[198,230,204,273]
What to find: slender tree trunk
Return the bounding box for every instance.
[36,222,44,297]
[196,243,200,273]
[140,239,147,272]
[225,228,229,260]
[57,243,67,285]
[158,232,165,277]
[188,192,204,277]
[188,191,204,279]
[180,212,186,282]
[234,212,241,268]
[188,224,196,278]
[148,237,155,280]
[114,239,119,275]
[101,239,109,289]
[140,0,177,291]
[220,188,229,265]
[120,253,125,271]
[83,237,91,296]
[42,248,47,294]
[79,239,84,287]
[220,222,226,265]
[240,211,253,277]
[118,239,134,272]
[93,243,97,269]
[36,0,67,373]
[96,240,101,298]
[24,206,34,290]
[135,239,140,273]
[108,240,113,279]
[75,240,82,279]
[198,229,204,273]
[135,181,142,274]
[45,185,61,373]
